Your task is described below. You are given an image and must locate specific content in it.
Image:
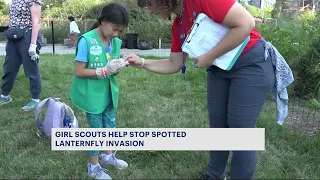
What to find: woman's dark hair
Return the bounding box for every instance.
[137,0,179,11]
[68,16,75,21]
[90,3,129,30]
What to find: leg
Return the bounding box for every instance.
[102,92,116,155]
[71,34,77,48]
[100,93,128,169]
[228,44,275,179]
[86,112,103,160]
[1,40,22,101]
[86,112,111,179]
[102,103,116,155]
[102,103,116,129]
[19,30,42,99]
[206,69,230,179]
[69,33,76,48]
[18,30,42,111]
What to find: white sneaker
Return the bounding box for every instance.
[87,163,112,180]
[100,152,128,169]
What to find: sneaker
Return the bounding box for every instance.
[87,163,112,180]
[100,152,128,169]
[21,99,39,111]
[0,95,12,105]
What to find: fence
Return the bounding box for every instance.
[0,19,319,136]
[263,96,320,136]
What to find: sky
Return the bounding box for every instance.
[4,0,11,4]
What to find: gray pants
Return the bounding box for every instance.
[206,40,275,179]
[1,30,42,99]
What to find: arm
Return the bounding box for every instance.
[142,52,184,74]
[30,2,41,45]
[125,52,184,74]
[74,38,123,78]
[75,62,97,77]
[75,38,97,78]
[206,2,255,61]
[125,19,184,74]
[197,1,254,64]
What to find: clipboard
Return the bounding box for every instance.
[181,13,250,71]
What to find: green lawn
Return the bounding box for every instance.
[0,54,319,179]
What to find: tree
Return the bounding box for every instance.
[271,0,288,19]
[42,0,65,8]
[0,0,8,17]
[44,0,100,19]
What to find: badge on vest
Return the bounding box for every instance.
[90,46,103,56]
[89,38,98,44]
[106,53,111,60]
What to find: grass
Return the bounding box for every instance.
[0,54,319,179]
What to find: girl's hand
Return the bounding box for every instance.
[124,53,144,68]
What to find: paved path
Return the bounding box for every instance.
[0,43,171,58]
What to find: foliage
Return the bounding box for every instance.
[42,0,172,47]
[42,0,65,9]
[40,19,96,44]
[0,0,8,17]
[291,12,320,100]
[256,10,320,105]
[43,0,101,20]
[261,6,273,18]
[299,11,316,21]
[271,0,288,19]
[240,3,273,18]
[245,4,262,17]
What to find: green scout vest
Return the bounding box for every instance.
[69,29,122,114]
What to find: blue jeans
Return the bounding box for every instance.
[86,93,116,156]
[206,40,275,179]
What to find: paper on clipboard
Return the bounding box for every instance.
[181,13,250,71]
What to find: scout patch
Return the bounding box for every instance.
[90,45,103,56]
[89,38,98,44]
[106,53,111,60]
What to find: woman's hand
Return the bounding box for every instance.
[124,53,144,68]
[193,53,214,68]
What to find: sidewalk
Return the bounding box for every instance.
[0,43,171,58]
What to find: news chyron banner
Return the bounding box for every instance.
[52,128,265,151]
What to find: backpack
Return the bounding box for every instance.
[35,97,79,138]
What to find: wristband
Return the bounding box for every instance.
[140,58,145,68]
[96,67,107,79]
[102,68,107,77]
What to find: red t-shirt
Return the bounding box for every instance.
[171,0,261,54]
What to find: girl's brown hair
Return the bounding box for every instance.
[137,0,180,11]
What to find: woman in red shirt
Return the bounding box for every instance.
[125,1,275,179]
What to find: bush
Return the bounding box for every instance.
[256,12,320,100]
[41,19,96,44]
[43,0,172,47]
[256,19,311,67]
[84,0,172,47]
[292,18,320,99]
[44,0,101,19]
